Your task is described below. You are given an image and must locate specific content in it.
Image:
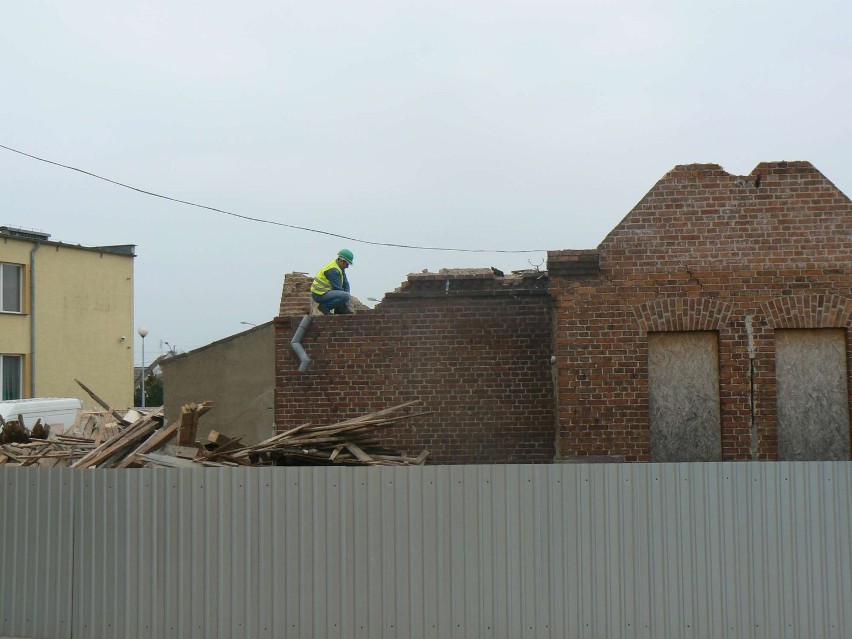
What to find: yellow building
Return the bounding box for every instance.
[0,226,135,409]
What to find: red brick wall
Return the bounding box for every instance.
[549,161,852,461]
[275,272,555,463]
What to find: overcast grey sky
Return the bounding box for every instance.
[2,1,850,362]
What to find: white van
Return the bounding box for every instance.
[0,398,82,431]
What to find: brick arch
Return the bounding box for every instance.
[632,297,734,334]
[761,294,852,329]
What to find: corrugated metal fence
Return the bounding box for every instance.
[1,463,850,639]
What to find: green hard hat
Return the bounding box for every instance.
[338,248,354,264]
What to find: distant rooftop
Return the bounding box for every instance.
[0,226,51,242]
[0,225,135,256]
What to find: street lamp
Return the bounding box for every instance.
[240,321,258,327]
[138,326,149,408]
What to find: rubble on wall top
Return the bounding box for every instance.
[406,266,546,283]
[388,266,548,298]
[282,272,312,293]
[669,163,725,173]
[409,267,501,279]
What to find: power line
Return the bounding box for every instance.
[0,142,551,254]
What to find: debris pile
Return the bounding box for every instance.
[0,391,430,468]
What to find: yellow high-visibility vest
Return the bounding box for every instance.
[310,259,345,295]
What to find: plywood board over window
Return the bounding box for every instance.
[776,329,851,460]
[648,331,722,462]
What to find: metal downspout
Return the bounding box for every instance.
[290,315,313,373]
[29,241,41,396]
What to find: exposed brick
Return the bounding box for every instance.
[275,162,852,465]
[549,161,852,462]
[275,270,555,464]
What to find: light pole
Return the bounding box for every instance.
[138,326,149,408]
[240,321,258,327]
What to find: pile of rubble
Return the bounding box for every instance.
[0,382,430,468]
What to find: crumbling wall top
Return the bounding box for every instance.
[385,267,549,299]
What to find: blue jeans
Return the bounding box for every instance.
[312,290,352,314]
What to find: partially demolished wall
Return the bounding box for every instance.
[275,269,555,464]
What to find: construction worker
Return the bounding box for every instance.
[310,249,355,315]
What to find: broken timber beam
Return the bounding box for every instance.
[177,401,213,446]
[71,409,163,469]
[74,378,130,426]
[115,419,180,469]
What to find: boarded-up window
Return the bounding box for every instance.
[649,332,721,462]
[776,329,851,461]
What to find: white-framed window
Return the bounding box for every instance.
[1,263,23,313]
[1,354,22,400]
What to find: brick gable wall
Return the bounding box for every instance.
[549,161,852,461]
[275,271,555,463]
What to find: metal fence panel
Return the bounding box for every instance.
[1,462,851,639]
[0,468,73,639]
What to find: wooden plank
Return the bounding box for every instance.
[309,401,423,431]
[72,410,163,468]
[74,378,130,425]
[198,438,244,461]
[196,401,214,417]
[135,453,198,468]
[78,426,136,467]
[78,412,106,439]
[162,444,200,460]
[55,434,96,444]
[176,401,211,446]
[344,443,374,463]
[1,401,431,468]
[93,425,107,446]
[228,425,312,459]
[123,409,144,423]
[115,420,180,469]
[20,443,53,467]
[207,430,236,446]
[177,405,196,446]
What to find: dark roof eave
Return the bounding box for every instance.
[0,233,137,257]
